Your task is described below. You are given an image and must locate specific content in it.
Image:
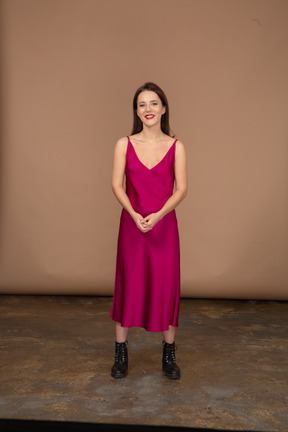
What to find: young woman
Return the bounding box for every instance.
[110,82,187,379]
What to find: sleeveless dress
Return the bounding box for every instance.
[110,136,180,332]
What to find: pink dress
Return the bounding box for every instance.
[110,136,180,332]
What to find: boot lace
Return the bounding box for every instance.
[164,342,178,364]
[115,342,127,363]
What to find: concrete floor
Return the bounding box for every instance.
[0,295,287,431]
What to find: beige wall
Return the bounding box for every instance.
[1,0,287,298]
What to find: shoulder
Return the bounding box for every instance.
[114,136,129,153]
[175,139,185,152]
[115,136,129,147]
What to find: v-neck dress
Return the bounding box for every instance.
[110,136,180,332]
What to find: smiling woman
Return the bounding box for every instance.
[110,82,187,380]
[131,82,173,137]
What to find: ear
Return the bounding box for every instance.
[162,105,166,115]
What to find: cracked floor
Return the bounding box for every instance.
[0,295,287,431]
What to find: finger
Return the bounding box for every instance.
[140,225,150,232]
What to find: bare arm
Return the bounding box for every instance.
[112,137,149,232]
[142,140,187,229]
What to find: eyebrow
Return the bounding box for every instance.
[138,99,159,104]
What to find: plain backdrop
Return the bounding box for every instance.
[0,0,287,298]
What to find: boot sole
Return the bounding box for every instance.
[162,366,180,379]
[163,372,180,379]
[111,372,128,379]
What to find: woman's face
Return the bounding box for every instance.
[136,90,166,127]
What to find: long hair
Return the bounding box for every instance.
[131,82,174,137]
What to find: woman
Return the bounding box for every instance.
[110,82,187,379]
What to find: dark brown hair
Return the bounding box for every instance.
[131,82,174,137]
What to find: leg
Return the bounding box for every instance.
[162,325,176,343]
[116,322,129,342]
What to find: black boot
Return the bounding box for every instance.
[162,341,180,379]
[111,341,128,379]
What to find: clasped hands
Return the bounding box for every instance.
[133,212,161,233]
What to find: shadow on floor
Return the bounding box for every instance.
[0,419,259,432]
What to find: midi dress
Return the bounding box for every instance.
[110,136,180,332]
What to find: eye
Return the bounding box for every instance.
[139,104,145,108]
[152,102,158,106]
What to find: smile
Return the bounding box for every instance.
[145,115,155,119]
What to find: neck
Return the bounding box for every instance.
[140,124,164,143]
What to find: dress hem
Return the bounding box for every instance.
[110,317,179,333]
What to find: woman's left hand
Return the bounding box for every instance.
[141,212,161,230]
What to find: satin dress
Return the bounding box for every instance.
[110,136,180,332]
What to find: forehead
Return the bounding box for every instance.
[137,90,160,103]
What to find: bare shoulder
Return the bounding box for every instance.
[175,139,186,153]
[114,136,129,153]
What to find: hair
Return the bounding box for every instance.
[131,82,174,137]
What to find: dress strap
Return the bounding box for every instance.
[173,138,177,158]
[126,136,131,152]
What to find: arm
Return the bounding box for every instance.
[112,137,149,232]
[142,140,187,229]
